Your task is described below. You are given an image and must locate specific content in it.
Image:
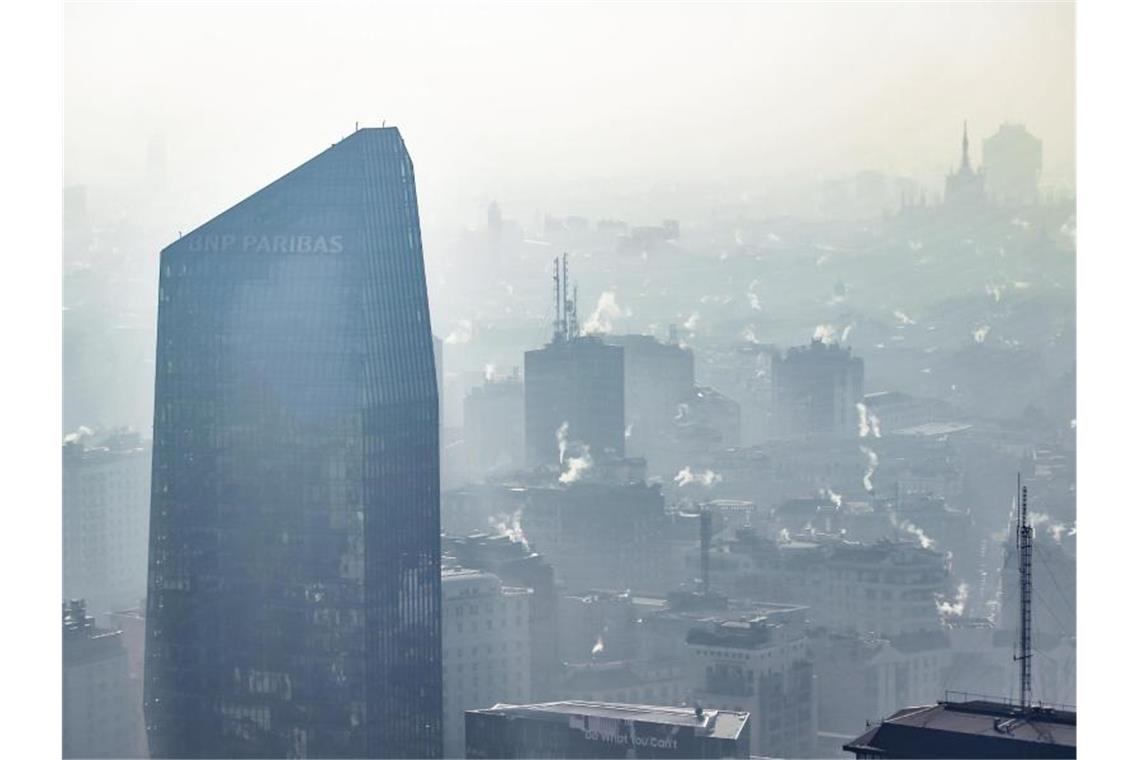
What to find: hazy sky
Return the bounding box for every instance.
[65,2,1074,231]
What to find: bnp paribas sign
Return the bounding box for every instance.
[186,234,345,254]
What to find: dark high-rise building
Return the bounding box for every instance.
[144,128,442,758]
[525,336,625,469]
[772,339,864,438]
[466,701,751,759]
[524,255,625,470]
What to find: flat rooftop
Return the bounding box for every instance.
[471,700,750,741]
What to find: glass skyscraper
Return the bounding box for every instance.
[144,128,441,758]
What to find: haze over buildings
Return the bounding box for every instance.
[60,4,1077,759]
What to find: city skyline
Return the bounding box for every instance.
[52,3,1087,759]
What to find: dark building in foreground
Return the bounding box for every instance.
[843,699,1075,759]
[466,701,750,759]
[145,128,441,758]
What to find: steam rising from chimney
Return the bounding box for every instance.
[583,290,624,334]
[859,446,879,492]
[856,402,881,438]
[674,466,723,488]
[444,319,473,344]
[936,582,970,617]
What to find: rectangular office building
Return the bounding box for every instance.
[144,127,442,758]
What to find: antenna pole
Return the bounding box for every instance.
[1015,474,1033,711]
[552,257,562,342]
[561,253,570,339]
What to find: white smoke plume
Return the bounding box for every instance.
[591,634,605,657]
[813,324,837,344]
[489,510,530,552]
[840,323,854,343]
[855,402,881,438]
[741,325,761,344]
[556,421,569,465]
[674,466,722,488]
[674,403,690,422]
[778,528,792,543]
[683,311,701,331]
[559,446,593,484]
[888,510,935,549]
[859,446,879,492]
[973,325,991,344]
[825,488,843,508]
[583,290,623,334]
[747,279,763,311]
[893,309,916,326]
[555,422,593,484]
[984,282,1004,303]
[444,319,473,344]
[624,424,633,439]
[936,582,970,617]
[64,425,95,444]
[484,363,496,381]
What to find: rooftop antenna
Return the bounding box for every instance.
[569,282,579,338]
[1015,474,1033,711]
[699,507,712,595]
[552,257,563,342]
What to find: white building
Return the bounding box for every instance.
[62,430,151,618]
[685,610,817,758]
[442,569,532,758]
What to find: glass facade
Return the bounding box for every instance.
[144,128,441,758]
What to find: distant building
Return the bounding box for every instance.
[62,429,150,618]
[697,534,949,636]
[560,589,638,664]
[983,123,1043,206]
[686,612,816,758]
[944,122,986,210]
[466,701,751,759]
[843,698,1075,759]
[63,600,136,759]
[772,340,864,438]
[444,533,561,700]
[603,334,694,460]
[465,372,525,480]
[441,568,532,758]
[557,660,689,708]
[522,482,669,593]
[525,336,625,468]
[488,201,503,239]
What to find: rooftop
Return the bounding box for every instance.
[471,700,750,741]
[844,698,1075,758]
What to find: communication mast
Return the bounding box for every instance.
[550,253,579,342]
[1015,474,1034,711]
